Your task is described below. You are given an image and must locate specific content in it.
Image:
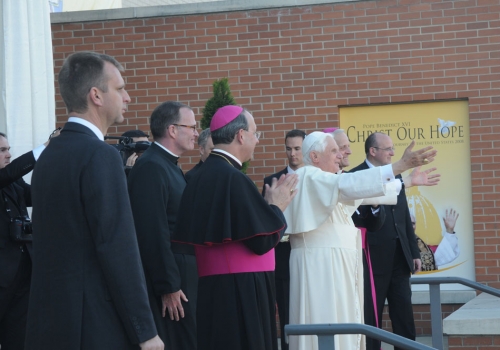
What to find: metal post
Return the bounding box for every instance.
[429,283,444,350]
[317,335,336,350]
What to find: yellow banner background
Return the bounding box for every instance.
[340,100,474,291]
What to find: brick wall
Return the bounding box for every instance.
[448,335,500,349]
[51,0,500,288]
[388,304,462,336]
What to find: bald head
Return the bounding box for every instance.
[365,132,395,166]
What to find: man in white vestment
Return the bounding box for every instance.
[284,132,437,350]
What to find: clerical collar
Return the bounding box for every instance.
[68,117,104,141]
[154,141,180,158]
[211,149,242,170]
[213,149,242,166]
[365,159,375,168]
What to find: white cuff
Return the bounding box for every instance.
[371,206,381,216]
[32,144,46,160]
[381,164,396,183]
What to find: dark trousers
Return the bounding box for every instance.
[365,240,416,350]
[275,278,289,350]
[274,242,290,350]
[0,250,32,350]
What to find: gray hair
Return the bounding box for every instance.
[211,110,249,145]
[331,128,345,138]
[197,128,211,147]
[302,132,333,165]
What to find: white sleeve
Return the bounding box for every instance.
[338,166,390,201]
[32,144,46,160]
[434,232,460,267]
[381,163,396,183]
[359,165,401,206]
[360,180,398,205]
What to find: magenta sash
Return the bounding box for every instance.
[195,241,275,277]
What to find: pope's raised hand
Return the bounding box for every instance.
[393,140,438,175]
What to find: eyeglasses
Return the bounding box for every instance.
[246,130,261,140]
[239,129,261,140]
[373,146,395,152]
[173,124,197,132]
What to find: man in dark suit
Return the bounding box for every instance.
[0,132,42,349]
[350,132,422,350]
[185,127,213,182]
[128,101,199,349]
[27,52,163,350]
[0,130,57,349]
[262,129,306,350]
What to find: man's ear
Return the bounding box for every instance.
[310,151,319,164]
[88,87,102,107]
[368,147,376,158]
[235,129,244,144]
[166,124,177,139]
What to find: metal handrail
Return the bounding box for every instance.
[411,276,500,350]
[284,277,500,350]
[411,276,500,297]
[285,323,436,350]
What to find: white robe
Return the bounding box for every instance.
[284,165,398,350]
[434,231,460,267]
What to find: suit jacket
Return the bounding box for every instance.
[0,151,36,189]
[351,204,387,233]
[261,167,288,197]
[350,161,420,274]
[0,178,31,288]
[26,122,157,350]
[262,167,289,279]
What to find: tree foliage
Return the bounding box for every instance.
[200,78,236,129]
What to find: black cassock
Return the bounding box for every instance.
[128,142,197,350]
[173,151,287,350]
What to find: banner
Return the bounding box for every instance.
[340,100,474,291]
